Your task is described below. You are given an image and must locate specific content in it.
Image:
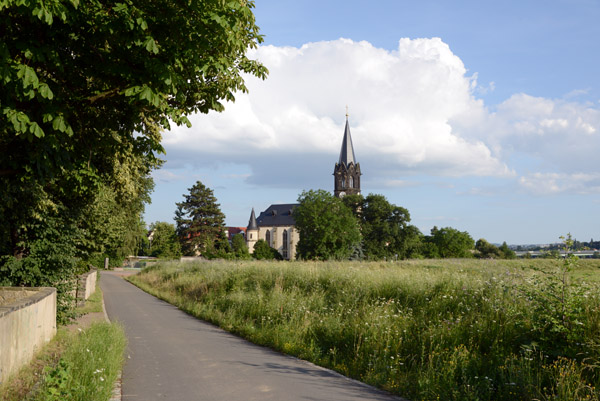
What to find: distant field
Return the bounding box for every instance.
[129,259,600,401]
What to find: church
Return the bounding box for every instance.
[246,114,361,260]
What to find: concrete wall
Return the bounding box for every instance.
[0,287,56,384]
[76,269,97,306]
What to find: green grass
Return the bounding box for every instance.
[129,258,600,401]
[0,276,126,401]
[33,322,126,401]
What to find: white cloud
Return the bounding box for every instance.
[519,172,600,195]
[163,37,513,186]
[162,38,600,192]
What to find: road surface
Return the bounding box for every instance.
[100,271,405,401]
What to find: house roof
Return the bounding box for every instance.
[256,204,298,227]
[225,227,246,240]
[338,117,357,167]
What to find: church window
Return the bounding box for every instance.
[349,176,354,188]
[265,230,271,247]
[341,177,346,189]
[282,230,288,259]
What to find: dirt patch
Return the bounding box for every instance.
[65,311,107,333]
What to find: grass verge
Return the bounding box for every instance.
[129,259,600,401]
[0,275,127,401]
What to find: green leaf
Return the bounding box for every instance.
[52,115,66,132]
[143,36,159,54]
[29,121,44,138]
[39,83,54,99]
[136,17,148,30]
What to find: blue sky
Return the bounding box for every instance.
[145,0,600,245]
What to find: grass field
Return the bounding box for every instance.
[129,259,600,401]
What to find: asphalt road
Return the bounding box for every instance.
[100,271,405,401]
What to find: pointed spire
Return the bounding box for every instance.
[247,208,258,230]
[338,114,357,167]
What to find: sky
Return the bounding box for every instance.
[144,0,600,245]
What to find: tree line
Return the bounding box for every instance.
[160,183,515,262]
[294,189,515,261]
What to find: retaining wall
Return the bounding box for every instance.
[0,287,56,384]
[76,269,97,306]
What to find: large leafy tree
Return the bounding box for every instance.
[149,221,181,259]
[294,190,361,260]
[1,0,266,255]
[342,193,423,260]
[1,1,265,319]
[175,181,226,256]
[425,226,474,258]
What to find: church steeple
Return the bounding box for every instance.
[247,208,258,230]
[333,113,361,198]
[338,117,357,167]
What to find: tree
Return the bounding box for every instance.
[475,238,501,259]
[1,1,265,321]
[232,233,251,259]
[252,239,282,260]
[426,226,474,258]
[175,181,226,256]
[342,193,423,260]
[499,241,516,259]
[0,2,265,257]
[149,222,181,259]
[1,0,267,200]
[294,190,361,260]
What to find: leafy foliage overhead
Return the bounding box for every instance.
[1,0,267,188]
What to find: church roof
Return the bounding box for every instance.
[256,204,298,227]
[247,208,258,230]
[338,117,357,167]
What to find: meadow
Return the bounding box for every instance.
[129,259,600,401]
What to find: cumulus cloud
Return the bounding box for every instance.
[162,37,600,194]
[163,37,513,187]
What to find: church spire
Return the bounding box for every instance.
[247,208,258,231]
[338,114,357,167]
[333,111,361,198]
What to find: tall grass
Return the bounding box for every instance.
[34,322,126,401]
[129,259,600,400]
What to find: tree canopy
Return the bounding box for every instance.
[344,194,422,260]
[149,221,181,259]
[175,181,226,256]
[425,226,475,258]
[294,190,361,260]
[0,0,266,320]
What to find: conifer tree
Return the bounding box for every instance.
[175,181,226,256]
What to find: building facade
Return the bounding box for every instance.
[247,114,360,259]
[246,205,300,260]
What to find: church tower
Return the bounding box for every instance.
[246,208,259,253]
[333,113,361,198]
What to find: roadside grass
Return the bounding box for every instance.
[76,280,104,315]
[0,275,126,401]
[129,259,600,401]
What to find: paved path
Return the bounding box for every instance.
[100,271,404,401]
